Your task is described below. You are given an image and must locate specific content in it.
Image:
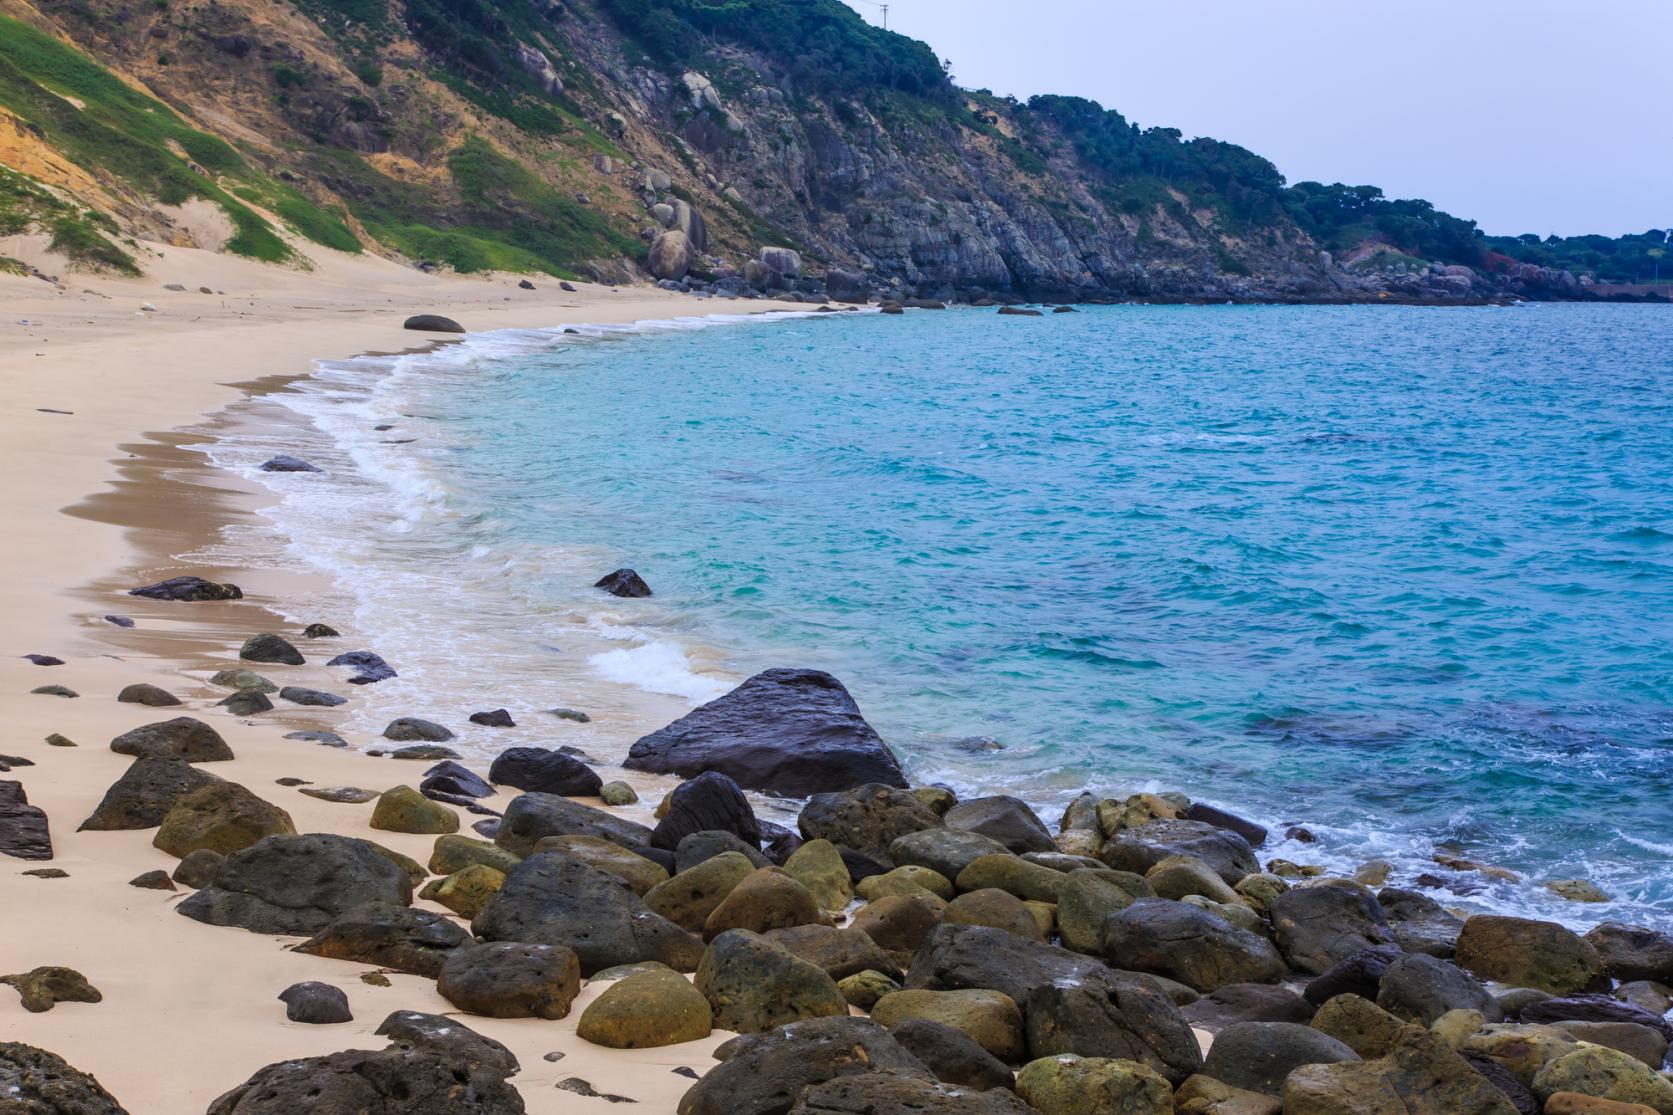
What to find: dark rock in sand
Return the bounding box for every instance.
[278,980,352,1023]
[1378,887,1464,957]
[676,830,770,872]
[259,455,321,473]
[116,683,180,707]
[1202,1021,1360,1096]
[129,868,176,890]
[0,1042,127,1112]
[652,770,760,851]
[278,686,346,707]
[1305,945,1405,1006]
[594,567,652,597]
[624,668,906,797]
[1100,819,1259,885]
[488,748,601,797]
[469,708,515,727]
[1183,983,1317,1033]
[104,614,136,628]
[1026,974,1206,1083]
[285,729,348,748]
[473,852,703,975]
[943,795,1054,855]
[300,786,377,804]
[173,848,225,888]
[679,1016,931,1115]
[1,966,101,1013]
[177,833,412,934]
[0,781,53,860]
[1184,801,1269,847]
[1584,922,1673,983]
[695,928,848,1034]
[1102,898,1287,992]
[403,314,466,333]
[518,279,535,290]
[32,684,78,697]
[439,941,582,1020]
[390,744,459,760]
[326,649,397,684]
[80,758,222,830]
[382,717,453,742]
[422,760,494,800]
[239,632,305,666]
[22,653,64,666]
[110,717,232,762]
[797,783,940,865]
[375,1010,519,1077]
[217,689,273,716]
[296,903,471,977]
[892,1018,1015,1091]
[206,1040,520,1113]
[0,754,32,772]
[129,575,242,601]
[302,622,339,638]
[494,793,650,857]
[1376,952,1501,1026]
[1269,880,1395,974]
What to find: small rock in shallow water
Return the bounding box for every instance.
[422,761,494,800]
[259,455,321,473]
[104,614,135,628]
[210,668,277,692]
[239,632,304,666]
[302,622,339,638]
[1,966,102,1012]
[470,708,516,727]
[32,685,78,698]
[594,568,652,597]
[285,730,348,748]
[601,782,639,806]
[129,869,176,890]
[278,980,352,1023]
[129,575,242,601]
[278,685,346,707]
[391,744,460,761]
[217,689,273,716]
[383,717,454,743]
[23,654,63,666]
[547,707,591,723]
[1545,879,1610,903]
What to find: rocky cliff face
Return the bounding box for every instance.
[0,0,1590,302]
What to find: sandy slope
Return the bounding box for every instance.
[0,242,807,1112]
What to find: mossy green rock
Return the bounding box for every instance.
[857,864,954,902]
[428,834,520,876]
[703,867,828,941]
[369,785,458,835]
[872,988,1025,1061]
[1057,869,1145,953]
[534,834,667,895]
[837,968,900,1010]
[1148,855,1243,905]
[784,838,852,911]
[599,781,639,806]
[1234,872,1289,914]
[1,966,102,1013]
[1459,1024,1582,1088]
[944,888,1044,941]
[694,929,848,1035]
[1015,1054,1173,1114]
[577,967,712,1048]
[1531,1045,1673,1112]
[914,785,958,815]
[1456,915,1606,996]
[153,782,295,857]
[1310,993,1408,1059]
[420,864,505,918]
[643,850,755,933]
[209,669,277,693]
[956,853,1066,902]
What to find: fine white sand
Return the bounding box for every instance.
[0,242,811,1112]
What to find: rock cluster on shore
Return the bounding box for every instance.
[8,636,1673,1113]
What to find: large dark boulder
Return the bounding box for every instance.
[1201,1021,1360,1096]
[1268,881,1394,974]
[798,783,940,864]
[109,717,232,763]
[403,314,466,333]
[472,852,702,975]
[624,669,906,796]
[1376,953,1501,1026]
[488,748,602,797]
[294,903,471,977]
[694,929,848,1034]
[1099,819,1258,885]
[437,942,582,1020]
[595,568,652,597]
[0,1042,127,1113]
[1378,887,1464,957]
[0,782,53,861]
[1455,914,1606,996]
[1102,898,1287,992]
[677,1016,930,1115]
[494,793,652,856]
[1025,975,1205,1083]
[326,649,397,684]
[374,1010,519,1076]
[176,833,412,935]
[129,575,242,601]
[1518,993,1673,1041]
[905,923,1114,1003]
[942,796,1054,854]
[891,1018,1015,1092]
[1182,801,1268,847]
[1304,945,1405,1006]
[1584,922,1673,983]
[205,1032,521,1113]
[788,1073,1033,1113]
[652,771,760,851]
[1181,983,1317,1033]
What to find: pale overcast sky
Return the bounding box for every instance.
[842,1,1670,237]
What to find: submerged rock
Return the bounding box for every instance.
[626,669,905,796]
[259,455,321,473]
[595,568,653,597]
[129,575,242,601]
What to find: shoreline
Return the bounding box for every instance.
[0,244,810,1112]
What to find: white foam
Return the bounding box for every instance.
[588,641,730,704]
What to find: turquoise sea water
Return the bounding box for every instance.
[239,303,1673,928]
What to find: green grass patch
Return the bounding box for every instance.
[0,165,138,273]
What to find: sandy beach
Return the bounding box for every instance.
[0,242,807,1112]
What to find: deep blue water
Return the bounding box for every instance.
[261,303,1673,928]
